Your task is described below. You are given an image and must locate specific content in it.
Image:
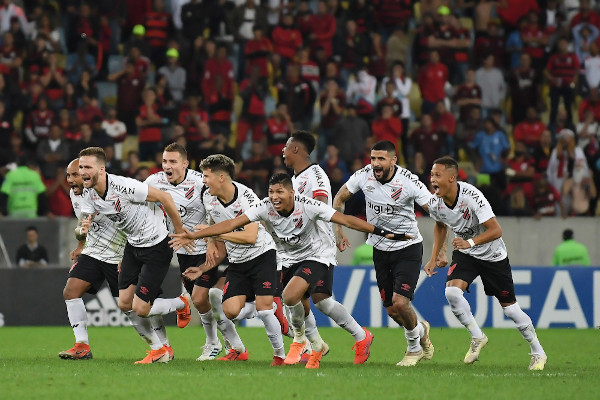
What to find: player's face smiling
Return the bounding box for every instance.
[269,183,294,213]
[79,156,101,189]
[66,162,83,195]
[370,150,396,182]
[202,168,221,196]
[430,164,453,198]
[162,151,188,184]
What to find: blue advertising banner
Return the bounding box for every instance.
[247,266,600,328]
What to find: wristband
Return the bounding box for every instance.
[373,226,408,241]
[467,238,475,247]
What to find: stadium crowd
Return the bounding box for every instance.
[0,0,599,219]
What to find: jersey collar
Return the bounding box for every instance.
[378,165,398,185]
[445,182,460,209]
[99,173,109,200]
[218,183,238,208]
[170,169,188,187]
[294,163,314,178]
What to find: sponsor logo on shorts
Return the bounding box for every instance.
[262,281,272,289]
[401,283,411,292]
[380,288,386,302]
[201,274,210,281]
[316,280,324,287]
[139,286,149,295]
[500,290,510,297]
[70,262,78,272]
[302,268,311,275]
[448,263,457,276]
[222,281,229,295]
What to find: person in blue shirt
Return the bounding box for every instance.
[470,117,510,189]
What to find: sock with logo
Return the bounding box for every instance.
[199,309,219,345]
[65,298,89,344]
[304,310,324,352]
[257,309,285,357]
[149,315,170,346]
[315,297,366,342]
[209,288,245,352]
[503,302,545,355]
[284,301,306,343]
[404,324,423,353]
[125,310,163,350]
[146,297,185,316]
[445,286,484,338]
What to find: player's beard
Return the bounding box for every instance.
[373,165,392,183]
[89,172,99,188]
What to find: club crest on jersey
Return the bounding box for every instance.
[235,209,243,217]
[458,201,471,220]
[390,186,403,201]
[113,199,122,212]
[184,186,194,200]
[293,216,303,228]
[297,181,307,193]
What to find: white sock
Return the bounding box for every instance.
[149,315,170,346]
[146,297,185,316]
[125,310,163,350]
[445,287,484,338]
[65,298,89,344]
[209,288,245,352]
[199,310,219,345]
[315,297,366,342]
[404,324,423,353]
[304,310,324,352]
[503,302,545,355]
[285,301,306,343]
[257,309,285,357]
[235,301,257,322]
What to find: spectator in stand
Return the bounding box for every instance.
[372,104,402,147]
[202,42,234,110]
[104,145,124,176]
[74,69,98,103]
[456,106,483,160]
[230,0,268,81]
[136,88,164,161]
[380,62,411,159]
[455,68,482,123]
[584,42,600,93]
[44,161,73,217]
[271,12,302,68]
[521,11,549,73]
[36,124,70,180]
[205,74,234,137]
[533,129,554,177]
[577,108,600,163]
[340,19,370,83]
[547,129,588,194]
[0,0,28,36]
[265,103,293,158]
[319,144,349,180]
[563,161,597,216]
[277,63,315,130]
[579,87,600,122]
[297,45,320,93]
[178,95,209,149]
[185,37,210,96]
[432,101,456,157]
[428,6,456,80]
[15,226,48,268]
[309,0,336,58]
[513,107,547,151]
[531,174,566,218]
[76,93,103,125]
[295,0,314,41]
[180,0,206,44]
[385,26,409,70]
[0,100,13,150]
[109,59,145,136]
[470,117,510,189]
[376,80,403,119]
[418,49,448,115]
[546,38,579,126]
[505,18,526,70]
[102,107,127,160]
[239,142,272,197]
[553,229,591,266]
[125,24,150,58]
[450,15,471,85]
[508,53,541,124]
[40,52,66,107]
[572,23,599,64]
[409,113,446,168]
[570,0,600,29]
[127,45,151,81]
[330,104,370,166]
[123,150,140,178]
[414,12,437,68]
[0,31,22,81]
[319,78,345,157]
[245,25,272,80]
[0,158,48,218]
[66,39,96,85]
[347,0,375,35]
[506,141,536,198]
[474,21,506,69]
[157,48,186,103]
[24,96,55,145]
[238,65,268,153]
[475,53,506,116]
[374,0,412,41]
[346,63,377,123]
[61,82,78,113]
[90,116,114,149]
[496,0,539,32]
[144,0,174,68]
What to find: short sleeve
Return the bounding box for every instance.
[345,168,366,194]
[239,187,260,209]
[427,198,442,222]
[121,176,149,203]
[80,191,95,215]
[472,193,495,224]
[244,199,269,222]
[304,199,336,222]
[34,174,46,194]
[408,173,432,207]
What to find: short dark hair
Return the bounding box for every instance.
[25,226,38,233]
[78,147,106,165]
[269,172,293,189]
[199,154,235,178]
[433,156,459,174]
[164,142,187,160]
[291,130,316,154]
[371,140,397,154]
[563,229,574,241]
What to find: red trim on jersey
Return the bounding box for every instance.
[312,190,329,199]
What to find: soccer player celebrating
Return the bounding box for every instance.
[145,143,246,361]
[172,173,402,368]
[171,154,285,365]
[333,140,434,367]
[425,156,547,371]
[77,147,192,364]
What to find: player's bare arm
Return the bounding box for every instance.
[332,184,353,251]
[69,240,86,261]
[330,212,413,241]
[425,221,449,277]
[452,217,502,250]
[169,215,251,249]
[75,213,93,240]
[182,241,226,281]
[219,222,259,245]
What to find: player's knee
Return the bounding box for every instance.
[63,286,79,300]
[445,286,464,304]
[208,288,223,307]
[118,299,132,313]
[132,302,150,317]
[192,293,210,312]
[223,305,239,321]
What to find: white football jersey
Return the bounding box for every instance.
[203,181,276,264]
[345,165,432,251]
[71,189,127,264]
[245,194,337,269]
[292,164,337,265]
[145,169,208,255]
[81,173,169,248]
[427,182,507,261]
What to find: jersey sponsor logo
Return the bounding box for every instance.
[367,201,402,215]
[461,188,485,207]
[400,283,412,292]
[390,186,403,201]
[312,169,326,187]
[106,212,126,223]
[242,190,255,204]
[73,202,80,210]
[110,182,135,195]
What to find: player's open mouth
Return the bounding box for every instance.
[432,184,440,195]
[272,200,282,208]
[82,177,91,183]
[165,171,173,177]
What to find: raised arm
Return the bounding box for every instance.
[146,186,185,233]
[332,184,354,251]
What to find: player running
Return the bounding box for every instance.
[77,147,192,364]
[333,140,434,367]
[170,154,285,366]
[425,156,547,371]
[145,143,245,361]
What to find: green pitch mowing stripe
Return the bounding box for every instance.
[0,327,597,399]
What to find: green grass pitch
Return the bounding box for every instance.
[0,327,597,399]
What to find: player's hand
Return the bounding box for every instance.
[69,247,82,261]
[169,229,195,251]
[336,232,351,252]
[80,215,92,235]
[452,238,470,250]
[424,259,437,277]
[182,266,204,281]
[436,252,449,268]
[205,242,219,268]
